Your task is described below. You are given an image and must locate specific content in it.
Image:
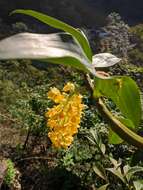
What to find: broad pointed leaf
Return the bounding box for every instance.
[123,165,130,177]
[0,32,95,74]
[108,128,123,144]
[126,166,143,182]
[100,143,106,155]
[92,53,121,68]
[94,76,142,128]
[11,9,92,61]
[93,164,107,181]
[109,157,122,168]
[97,184,109,190]
[86,129,106,154]
[133,180,143,190]
[106,168,126,183]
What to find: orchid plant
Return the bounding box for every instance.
[0,10,142,148]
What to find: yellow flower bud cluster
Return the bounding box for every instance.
[45,82,84,149]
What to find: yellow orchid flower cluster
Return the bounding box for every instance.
[45,82,84,149]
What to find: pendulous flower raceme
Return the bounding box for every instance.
[45,82,84,149]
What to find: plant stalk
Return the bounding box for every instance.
[85,74,143,149]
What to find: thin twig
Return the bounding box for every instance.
[15,156,53,163]
[23,128,31,150]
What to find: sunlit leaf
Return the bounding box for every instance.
[97,184,109,190]
[133,180,143,190]
[11,9,93,61]
[93,164,107,181]
[123,165,130,177]
[109,157,122,168]
[106,168,126,183]
[126,166,143,182]
[92,53,121,68]
[0,32,95,74]
[108,128,123,144]
[100,143,106,155]
[86,128,106,154]
[94,76,142,128]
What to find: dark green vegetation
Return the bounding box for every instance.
[0,12,143,190]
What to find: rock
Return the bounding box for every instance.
[10,169,21,190]
[0,159,8,188]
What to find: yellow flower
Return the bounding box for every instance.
[47,119,58,129]
[47,87,65,103]
[45,82,84,149]
[63,82,75,92]
[48,131,74,149]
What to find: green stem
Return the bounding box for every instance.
[85,73,143,149]
[96,98,143,149]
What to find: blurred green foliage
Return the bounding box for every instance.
[4,159,16,186]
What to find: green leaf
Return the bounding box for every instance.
[108,128,123,144]
[100,143,106,155]
[93,164,107,181]
[0,32,95,74]
[118,117,135,129]
[86,128,100,145]
[133,180,143,190]
[109,117,135,144]
[109,157,122,168]
[123,165,130,177]
[106,168,126,183]
[126,166,143,182]
[11,9,92,61]
[86,128,106,154]
[94,76,142,128]
[97,184,109,190]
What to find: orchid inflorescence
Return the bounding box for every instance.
[45,82,84,149]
